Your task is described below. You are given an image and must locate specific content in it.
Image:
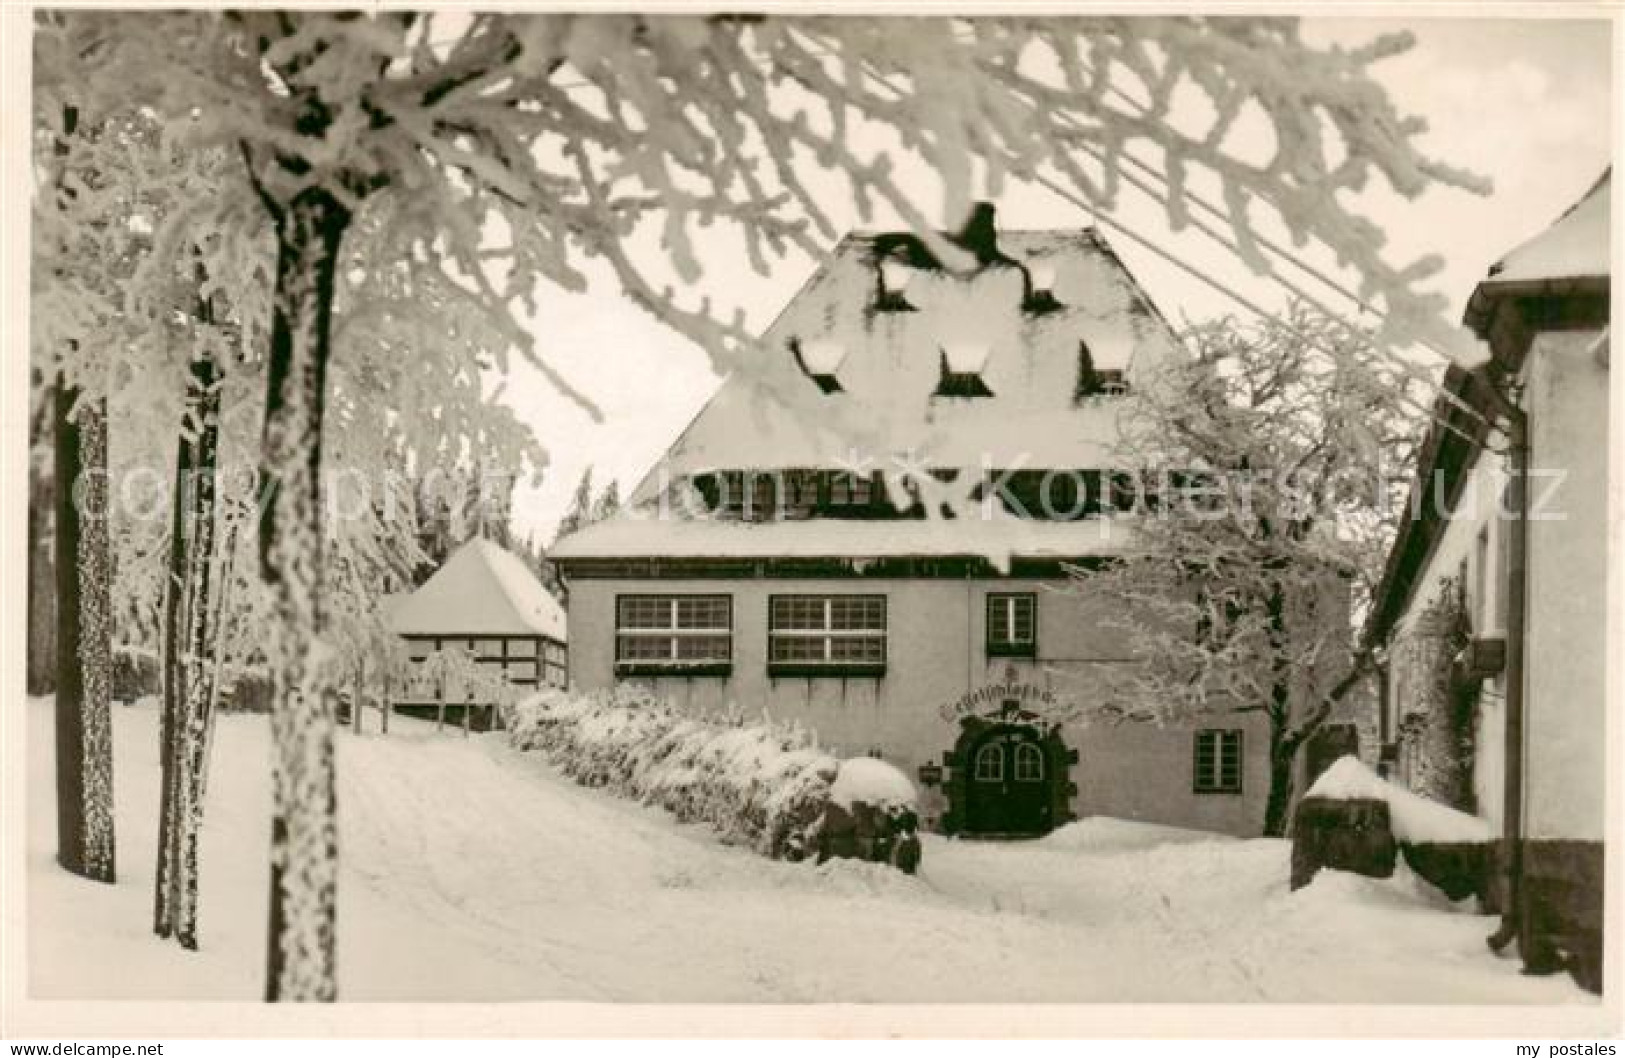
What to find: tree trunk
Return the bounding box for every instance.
[171,348,224,950]
[1263,723,1298,838]
[53,384,116,882]
[154,381,195,937]
[27,433,57,696]
[1261,579,1296,838]
[259,188,352,1002]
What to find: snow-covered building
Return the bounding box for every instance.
[552,212,1282,838]
[388,538,568,711]
[1367,170,1610,992]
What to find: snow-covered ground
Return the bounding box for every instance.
[25,696,1590,1003]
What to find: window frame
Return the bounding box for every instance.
[1013,742,1045,782]
[767,593,888,678]
[986,592,1038,657]
[1193,728,1244,794]
[973,742,1004,782]
[614,594,733,677]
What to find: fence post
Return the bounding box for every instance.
[463,690,473,738]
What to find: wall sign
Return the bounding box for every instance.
[938,664,1068,724]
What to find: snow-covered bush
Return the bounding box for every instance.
[503,686,841,862]
[821,758,922,874]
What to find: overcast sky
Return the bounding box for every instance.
[498,15,1614,542]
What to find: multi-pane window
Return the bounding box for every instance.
[986,593,1037,656]
[1193,729,1243,794]
[1013,742,1045,782]
[615,595,732,674]
[768,595,886,675]
[542,641,568,687]
[396,634,563,700]
[782,470,821,518]
[827,471,876,510]
[973,742,1003,782]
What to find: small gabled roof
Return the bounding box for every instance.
[1464,168,1611,336]
[1369,171,1612,646]
[389,537,566,641]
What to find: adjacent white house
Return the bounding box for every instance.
[552,212,1289,838]
[387,537,568,718]
[1367,170,1610,992]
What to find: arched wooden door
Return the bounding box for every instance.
[965,724,1052,835]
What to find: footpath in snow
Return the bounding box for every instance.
[25,697,1590,1003]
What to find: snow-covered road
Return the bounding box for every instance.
[26,698,1589,1003]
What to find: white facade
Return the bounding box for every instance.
[561,571,1274,836]
[557,220,1286,838]
[1370,169,1609,990]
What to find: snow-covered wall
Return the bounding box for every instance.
[1523,327,1609,842]
[1384,325,1609,844]
[564,574,1272,837]
[1385,445,1511,832]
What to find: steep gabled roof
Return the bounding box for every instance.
[389,538,566,641]
[628,226,1182,505]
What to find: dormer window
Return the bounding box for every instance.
[829,471,874,507]
[790,337,846,394]
[935,347,994,398]
[1022,260,1063,315]
[874,255,917,313]
[1074,340,1127,401]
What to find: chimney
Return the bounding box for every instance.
[954,202,1002,265]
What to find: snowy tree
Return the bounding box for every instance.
[1067,305,1423,836]
[34,100,120,886]
[42,10,1485,999]
[538,470,619,600]
[590,479,621,525]
[26,88,274,943]
[554,469,596,545]
[29,76,538,954]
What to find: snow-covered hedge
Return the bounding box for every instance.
[502,686,846,862]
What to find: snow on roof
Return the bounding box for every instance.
[549,511,1135,564]
[389,537,566,641]
[1484,169,1611,287]
[630,227,1180,504]
[1304,756,1493,845]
